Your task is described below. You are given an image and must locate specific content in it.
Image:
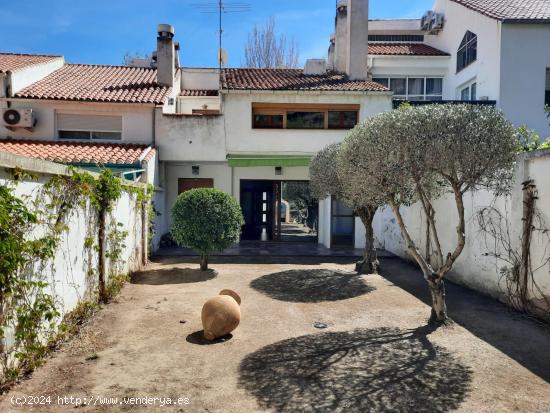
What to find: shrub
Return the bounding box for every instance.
[171,188,244,270]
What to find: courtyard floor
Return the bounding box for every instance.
[1,256,549,412]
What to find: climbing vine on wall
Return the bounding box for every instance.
[0,167,152,391]
[477,180,550,321]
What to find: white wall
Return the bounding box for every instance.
[1,99,155,145]
[373,150,550,309]
[0,151,146,324]
[429,0,502,101]
[318,197,332,248]
[223,91,392,155]
[8,57,64,95]
[181,68,219,90]
[155,109,226,162]
[500,24,550,137]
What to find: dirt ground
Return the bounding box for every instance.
[1,256,549,412]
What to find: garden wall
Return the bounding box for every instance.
[373,149,550,312]
[0,152,147,344]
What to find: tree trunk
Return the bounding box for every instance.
[200,254,209,271]
[427,276,448,323]
[355,206,379,274]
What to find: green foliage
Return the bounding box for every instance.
[0,185,59,389]
[92,169,123,212]
[1,167,135,390]
[517,125,550,152]
[171,188,244,255]
[309,143,342,201]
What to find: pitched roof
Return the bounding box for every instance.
[180,89,219,96]
[451,0,550,22]
[368,43,450,56]
[0,139,154,165]
[221,68,389,92]
[14,64,171,104]
[0,52,62,74]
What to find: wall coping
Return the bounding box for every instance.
[0,151,146,189]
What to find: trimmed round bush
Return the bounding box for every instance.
[171,188,244,270]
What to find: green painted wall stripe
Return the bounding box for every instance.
[227,155,311,167]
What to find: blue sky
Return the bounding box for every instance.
[0,0,433,67]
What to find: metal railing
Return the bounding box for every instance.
[392,99,497,109]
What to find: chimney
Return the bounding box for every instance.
[156,23,175,87]
[346,0,369,80]
[334,0,348,73]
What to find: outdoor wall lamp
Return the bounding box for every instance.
[275,166,283,176]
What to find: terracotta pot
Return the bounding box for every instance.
[201,290,241,340]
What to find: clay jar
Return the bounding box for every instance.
[201,289,241,340]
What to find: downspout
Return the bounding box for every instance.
[152,106,157,147]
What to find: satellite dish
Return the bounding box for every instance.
[218,48,228,66]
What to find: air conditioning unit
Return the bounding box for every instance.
[2,108,36,130]
[421,11,434,31]
[429,13,445,33]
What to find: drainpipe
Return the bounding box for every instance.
[152,106,157,147]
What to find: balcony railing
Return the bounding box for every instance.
[392,99,497,109]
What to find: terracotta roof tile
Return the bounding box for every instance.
[14,64,171,104]
[0,139,153,165]
[0,52,62,74]
[451,0,550,21]
[368,43,450,56]
[221,68,389,92]
[180,89,219,96]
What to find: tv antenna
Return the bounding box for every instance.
[191,1,251,69]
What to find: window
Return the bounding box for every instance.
[373,76,443,101]
[459,81,477,101]
[286,111,325,129]
[390,78,407,97]
[252,104,359,130]
[57,114,122,140]
[545,68,550,106]
[457,31,477,72]
[328,111,358,129]
[253,114,283,129]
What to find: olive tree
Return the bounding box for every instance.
[171,188,244,271]
[310,143,381,274]
[339,104,517,323]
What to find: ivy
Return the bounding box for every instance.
[0,185,59,388]
[0,167,147,391]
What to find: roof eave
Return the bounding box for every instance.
[220,89,391,95]
[502,18,550,24]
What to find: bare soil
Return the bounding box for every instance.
[1,257,549,412]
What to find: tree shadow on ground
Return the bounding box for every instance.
[239,326,472,413]
[378,258,550,383]
[186,330,233,345]
[131,268,217,285]
[250,269,375,303]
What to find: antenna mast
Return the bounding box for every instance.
[191,1,251,70]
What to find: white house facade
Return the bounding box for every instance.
[329,0,550,137]
[3,0,549,252]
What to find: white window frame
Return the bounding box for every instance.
[373,76,444,101]
[457,79,477,101]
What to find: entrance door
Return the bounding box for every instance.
[240,180,276,241]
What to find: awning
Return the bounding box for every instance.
[227,154,312,167]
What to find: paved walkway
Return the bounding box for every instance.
[1,256,549,412]
[156,240,393,259]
